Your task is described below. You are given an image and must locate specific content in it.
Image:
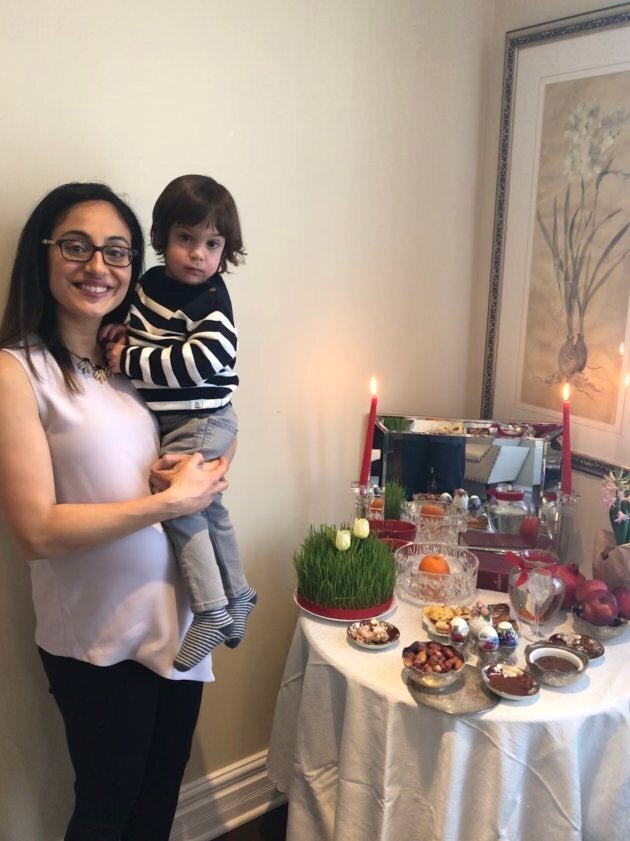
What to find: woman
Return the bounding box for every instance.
[0,182,230,840]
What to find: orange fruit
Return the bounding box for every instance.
[420,503,444,519]
[418,553,450,575]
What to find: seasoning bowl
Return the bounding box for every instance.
[524,642,588,687]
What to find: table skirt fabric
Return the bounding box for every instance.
[267,596,630,841]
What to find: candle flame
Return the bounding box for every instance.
[370,376,377,396]
[620,342,625,356]
[562,383,570,402]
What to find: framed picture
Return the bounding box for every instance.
[482,4,630,477]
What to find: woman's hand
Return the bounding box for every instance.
[151,453,229,516]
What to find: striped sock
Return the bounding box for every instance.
[174,607,236,671]
[224,588,258,649]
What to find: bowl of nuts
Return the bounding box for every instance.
[402,640,466,690]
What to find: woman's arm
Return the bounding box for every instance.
[0,352,228,560]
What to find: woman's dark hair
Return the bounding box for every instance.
[151,174,245,274]
[0,182,144,391]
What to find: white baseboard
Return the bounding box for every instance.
[170,749,287,841]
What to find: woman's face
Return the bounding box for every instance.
[47,200,133,329]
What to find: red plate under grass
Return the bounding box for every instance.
[295,592,395,620]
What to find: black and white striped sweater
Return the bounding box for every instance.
[120,266,238,413]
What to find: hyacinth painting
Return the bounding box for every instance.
[521,70,630,426]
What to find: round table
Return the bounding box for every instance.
[267,593,630,841]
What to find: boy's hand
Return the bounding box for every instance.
[99,323,128,344]
[105,340,125,374]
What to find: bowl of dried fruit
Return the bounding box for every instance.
[402,640,466,690]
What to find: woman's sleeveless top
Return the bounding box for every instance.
[2,345,213,682]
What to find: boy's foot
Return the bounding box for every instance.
[174,607,236,671]
[224,588,258,649]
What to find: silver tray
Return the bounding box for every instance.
[405,664,499,715]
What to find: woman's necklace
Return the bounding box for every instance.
[67,350,112,384]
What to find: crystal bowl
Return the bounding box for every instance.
[395,543,478,605]
[524,642,588,686]
[411,499,468,544]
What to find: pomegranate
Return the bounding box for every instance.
[613,585,630,619]
[548,562,585,609]
[519,516,539,547]
[581,590,619,626]
[575,578,609,603]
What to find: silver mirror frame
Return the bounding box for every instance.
[375,415,562,513]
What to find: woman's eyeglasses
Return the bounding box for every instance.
[42,239,136,268]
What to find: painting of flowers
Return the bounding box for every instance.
[521,70,630,427]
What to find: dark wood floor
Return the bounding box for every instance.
[214,803,288,841]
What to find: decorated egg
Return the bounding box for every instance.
[469,495,482,512]
[453,489,469,512]
[477,623,499,652]
[449,616,470,644]
[440,492,453,505]
[497,621,518,650]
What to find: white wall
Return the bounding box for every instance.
[0,2,493,837]
[0,1,614,837]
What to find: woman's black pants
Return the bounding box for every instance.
[39,649,203,841]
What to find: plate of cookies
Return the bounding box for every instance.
[422,604,473,637]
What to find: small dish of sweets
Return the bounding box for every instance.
[482,662,539,701]
[422,604,473,636]
[548,632,604,661]
[347,619,400,649]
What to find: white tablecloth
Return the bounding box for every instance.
[267,594,630,841]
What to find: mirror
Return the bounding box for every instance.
[372,415,564,550]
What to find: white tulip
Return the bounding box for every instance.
[353,518,370,539]
[335,529,352,551]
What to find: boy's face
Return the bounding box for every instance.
[164,220,225,285]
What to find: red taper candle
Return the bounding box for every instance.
[359,377,378,486]
[561,383,572,496]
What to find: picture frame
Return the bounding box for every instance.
[482,4,630,478]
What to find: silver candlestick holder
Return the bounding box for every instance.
[351,482,375,520]
[549,492,579,564]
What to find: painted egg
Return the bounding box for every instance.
[449,616,470,643]
[469,495,482,512]
[477,623,499,652]
[497,621,518,649]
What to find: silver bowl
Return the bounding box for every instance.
[402,640,466,691]
[525,642,588,687]
[571,607,630,641]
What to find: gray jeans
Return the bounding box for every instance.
[158,405,248,611]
